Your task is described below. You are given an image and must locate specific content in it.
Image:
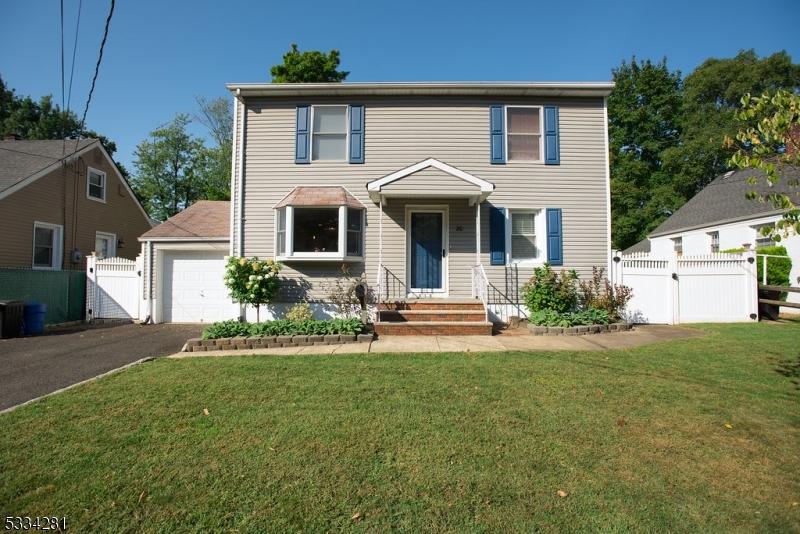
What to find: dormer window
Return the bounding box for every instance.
[274,186,365,261]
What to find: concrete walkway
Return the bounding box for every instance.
[169,325,703,358]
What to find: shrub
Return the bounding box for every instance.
[529,308,611,327]
[224,257,282,321]
[285,302,313,322]
[327,264,367,318]
[201,318,364,340]
[720,246,792,287]
[521,264,579,314]
[578,267,633,321]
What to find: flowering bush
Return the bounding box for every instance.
[224,256,282,321]
[285,302,313,321]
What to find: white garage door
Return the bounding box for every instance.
[163,251,234,323]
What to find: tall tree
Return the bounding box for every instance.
[662,50,800,199]
[270,44,349,83]
[131,115,206,221]
[0,75,117,155]
[194,96,232,200]
[608,58,683,249]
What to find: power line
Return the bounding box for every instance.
[77,0,115,138]
[66,0,83,114]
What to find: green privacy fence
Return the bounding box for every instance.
[0,268,86,324]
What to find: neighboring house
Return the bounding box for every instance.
[631,166,800,311]
[0,138,152,270]
[139,82,615,329]
[138,201,233,323]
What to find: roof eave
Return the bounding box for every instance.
[648,209,787,238]
[226,82,614,98]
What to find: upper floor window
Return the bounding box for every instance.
[506,107,542,162]
[753,224,776,248]
[312,105,348,161]
[87,167,106,202]
[672,237,683,256]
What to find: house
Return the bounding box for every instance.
[628,166,800,311]
[140,82,615,331]
[0,138,152,270]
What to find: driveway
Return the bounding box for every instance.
[0,323,203,411]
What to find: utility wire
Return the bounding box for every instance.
[66,0,83,114]
[77,0,115,140]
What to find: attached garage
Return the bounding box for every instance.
[139,201,237,324]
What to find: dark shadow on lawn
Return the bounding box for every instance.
[771,353,800,391]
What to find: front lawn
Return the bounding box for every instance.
[1,321,799,532]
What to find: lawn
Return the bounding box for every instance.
[1,322,799,532]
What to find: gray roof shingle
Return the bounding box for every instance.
[0,139,98,193]
[649,166,800,237]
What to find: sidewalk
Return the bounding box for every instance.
[169,325,703,358]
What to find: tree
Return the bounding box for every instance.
[194,96,232,201]
[0,75,117,155]
[727,89,800,239]
[662,50,800,199]
[608,58,683,249]
[131,115,206,221]
[224,256,282,322]
[270,44,349,83]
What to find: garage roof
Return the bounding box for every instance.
[139,201,230,241]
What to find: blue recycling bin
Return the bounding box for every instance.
[22,302,47,335]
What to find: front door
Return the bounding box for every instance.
[409,211,444,292]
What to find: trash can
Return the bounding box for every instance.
[0,300,25,339]
[22,302,48,336]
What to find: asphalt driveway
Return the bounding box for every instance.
[0,323,203,411]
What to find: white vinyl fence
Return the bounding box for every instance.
[86,255,142,320]
[611,251,758,324]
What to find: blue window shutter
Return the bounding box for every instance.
[489,206,506,265]
[349,105,365,164]
[546,208,563,265]
[295,105,310,164]
[489,105,505,164]
[544,106,560,165]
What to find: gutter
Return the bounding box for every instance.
[237,89,246,256]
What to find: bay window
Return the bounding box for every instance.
[275,204,365,261]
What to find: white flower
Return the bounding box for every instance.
[249,275,256,281]
[257,275,263,281]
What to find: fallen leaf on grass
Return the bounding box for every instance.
[724,423,733,429]
[138,491,146,503]
[351,512,362,521]
[616,417,626,427]
[203,408,210,416]
[557,490,568,498]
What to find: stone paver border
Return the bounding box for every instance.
[528,323,633,336]
[183,333,374,352]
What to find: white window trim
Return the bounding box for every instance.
[504,105,544,164]
[86,166,107,203]
[95,231,117,258]
[275,205,365,262]
[708,231,720,253]
[505,208,547,266]
[310,105,350,163]
[32,221,63,270]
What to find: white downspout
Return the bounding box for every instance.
[603,96,612,275]
[237,91,246,257]
[229,94,238,258]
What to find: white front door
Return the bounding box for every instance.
[162,251,233,323]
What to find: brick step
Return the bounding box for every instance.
[379,309,487,322]
[373,321,494,336]
[378,299,485,311]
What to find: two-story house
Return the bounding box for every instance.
[140,82,614,332]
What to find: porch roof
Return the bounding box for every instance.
[366,158,494,205]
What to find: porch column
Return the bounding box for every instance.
[475,200,481,265]
[378,197,384,302]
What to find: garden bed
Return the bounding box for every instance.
[183,333,374,352]
[528,322,633,336]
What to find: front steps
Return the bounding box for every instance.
[375,299,493,336]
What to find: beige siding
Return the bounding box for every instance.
[237,96,609,301]
[0,146,152,270]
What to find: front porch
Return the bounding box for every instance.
[367,159,495,335]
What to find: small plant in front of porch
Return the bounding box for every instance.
[327,264,368,319]
[285,302,314,321]
[223,256,282,322]
[201,318,364,339]
[521,264,579,314]
[529,308,610,327]
[578,267,633,321]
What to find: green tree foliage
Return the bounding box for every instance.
[194,96,232,201]
[609,51,800,250]
[0,75,117,155]
[728,89,800,238]
[270,44,349,83]
[131,115,207,221]
[608,58,683,249]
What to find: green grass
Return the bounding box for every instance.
[2,322,799,532]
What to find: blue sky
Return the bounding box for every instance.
[2,0,799,170]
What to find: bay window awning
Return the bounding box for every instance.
[366,158,494,205]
